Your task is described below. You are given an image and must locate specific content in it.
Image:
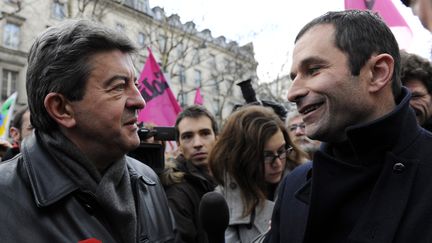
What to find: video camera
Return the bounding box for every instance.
[137,126,176,141]
[128,125,176,175]
[234,79,288,121]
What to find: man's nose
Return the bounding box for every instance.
[295,126,306,136]
[193,136,204,147]
[287,76,308,103]
[128,84,146,110]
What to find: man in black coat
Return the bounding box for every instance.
[264,10,432,243]
[0,20,175,242]
[160,105,218,243]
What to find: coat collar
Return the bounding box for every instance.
[320,87,420,165]
[295,87,423,242]
[22,132,155,207]
[219,178,274,234]
[22,132,78,207]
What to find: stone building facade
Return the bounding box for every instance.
[0,0,258,123]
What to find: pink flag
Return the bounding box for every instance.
[138,49,182,126]
[193,87,203,105]
[345,0,412,49]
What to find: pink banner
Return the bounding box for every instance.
[193,87,203,105]
[138,49,182,126]
[345,0,412,49]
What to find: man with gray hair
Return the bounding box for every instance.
[286,110,320,159]
[0,20,174,242]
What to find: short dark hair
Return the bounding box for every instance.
[174,105,219,142]
[26,20,136,132]
[400,50,432,93]
[296,10,401,99]
[11,106,29,131]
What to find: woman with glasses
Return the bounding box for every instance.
[208,105,307,243]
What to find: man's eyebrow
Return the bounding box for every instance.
[103,75,130,86]
[290,56,327,80]
[180,131,193,136]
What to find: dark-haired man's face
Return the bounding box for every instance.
[288,24,376,143]
[177,116,216,169]
[405,79,432,125]
[68,50,145,164]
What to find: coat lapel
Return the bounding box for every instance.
[348,152,419,243]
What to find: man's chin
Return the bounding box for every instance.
[191,159,208,168]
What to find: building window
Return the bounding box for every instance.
[136,0,148,12]
[194,69,202,87]
[212,97,220,115]
[3,22,20,49]
[137,32,145,47]
[213,78,220,93]
[177,43,184,57]
[115,23,125,32]
[179,65,186,85]
[1,69,18,101]
[52,1,66,20]
[159,35,167,50]
[179,92,187,107]
[208,54,216,69]
[192,49,200,65]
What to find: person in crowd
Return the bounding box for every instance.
[286,110,321,159]
[2,106,32,161]
[264,10,432,243]
[160,105,219,243]
[400,50,432,131]
[208,105,307,243]
[0,20,175,242]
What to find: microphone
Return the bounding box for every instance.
[199,191,230,243]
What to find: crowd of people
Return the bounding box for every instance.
[0,7,432,243]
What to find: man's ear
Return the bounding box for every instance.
[9,127,20,143]
[44,93,76,128]
[367,53,394,93]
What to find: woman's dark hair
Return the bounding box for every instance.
[208,105,307,216]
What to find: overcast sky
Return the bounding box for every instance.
[149,0,432,83]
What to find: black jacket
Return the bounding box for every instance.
[266,88,432,243]
[163,157,216,243]
[0,133,175,243]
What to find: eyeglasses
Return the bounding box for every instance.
[289,123,306,132]
[264,146,293,165]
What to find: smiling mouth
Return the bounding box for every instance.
[300,102,324,115]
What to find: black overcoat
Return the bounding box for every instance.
[266,88,432,243]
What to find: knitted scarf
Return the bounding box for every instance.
[37,130,137,243]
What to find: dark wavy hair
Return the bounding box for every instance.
[26,20,136,133]
[208,105,307,216]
